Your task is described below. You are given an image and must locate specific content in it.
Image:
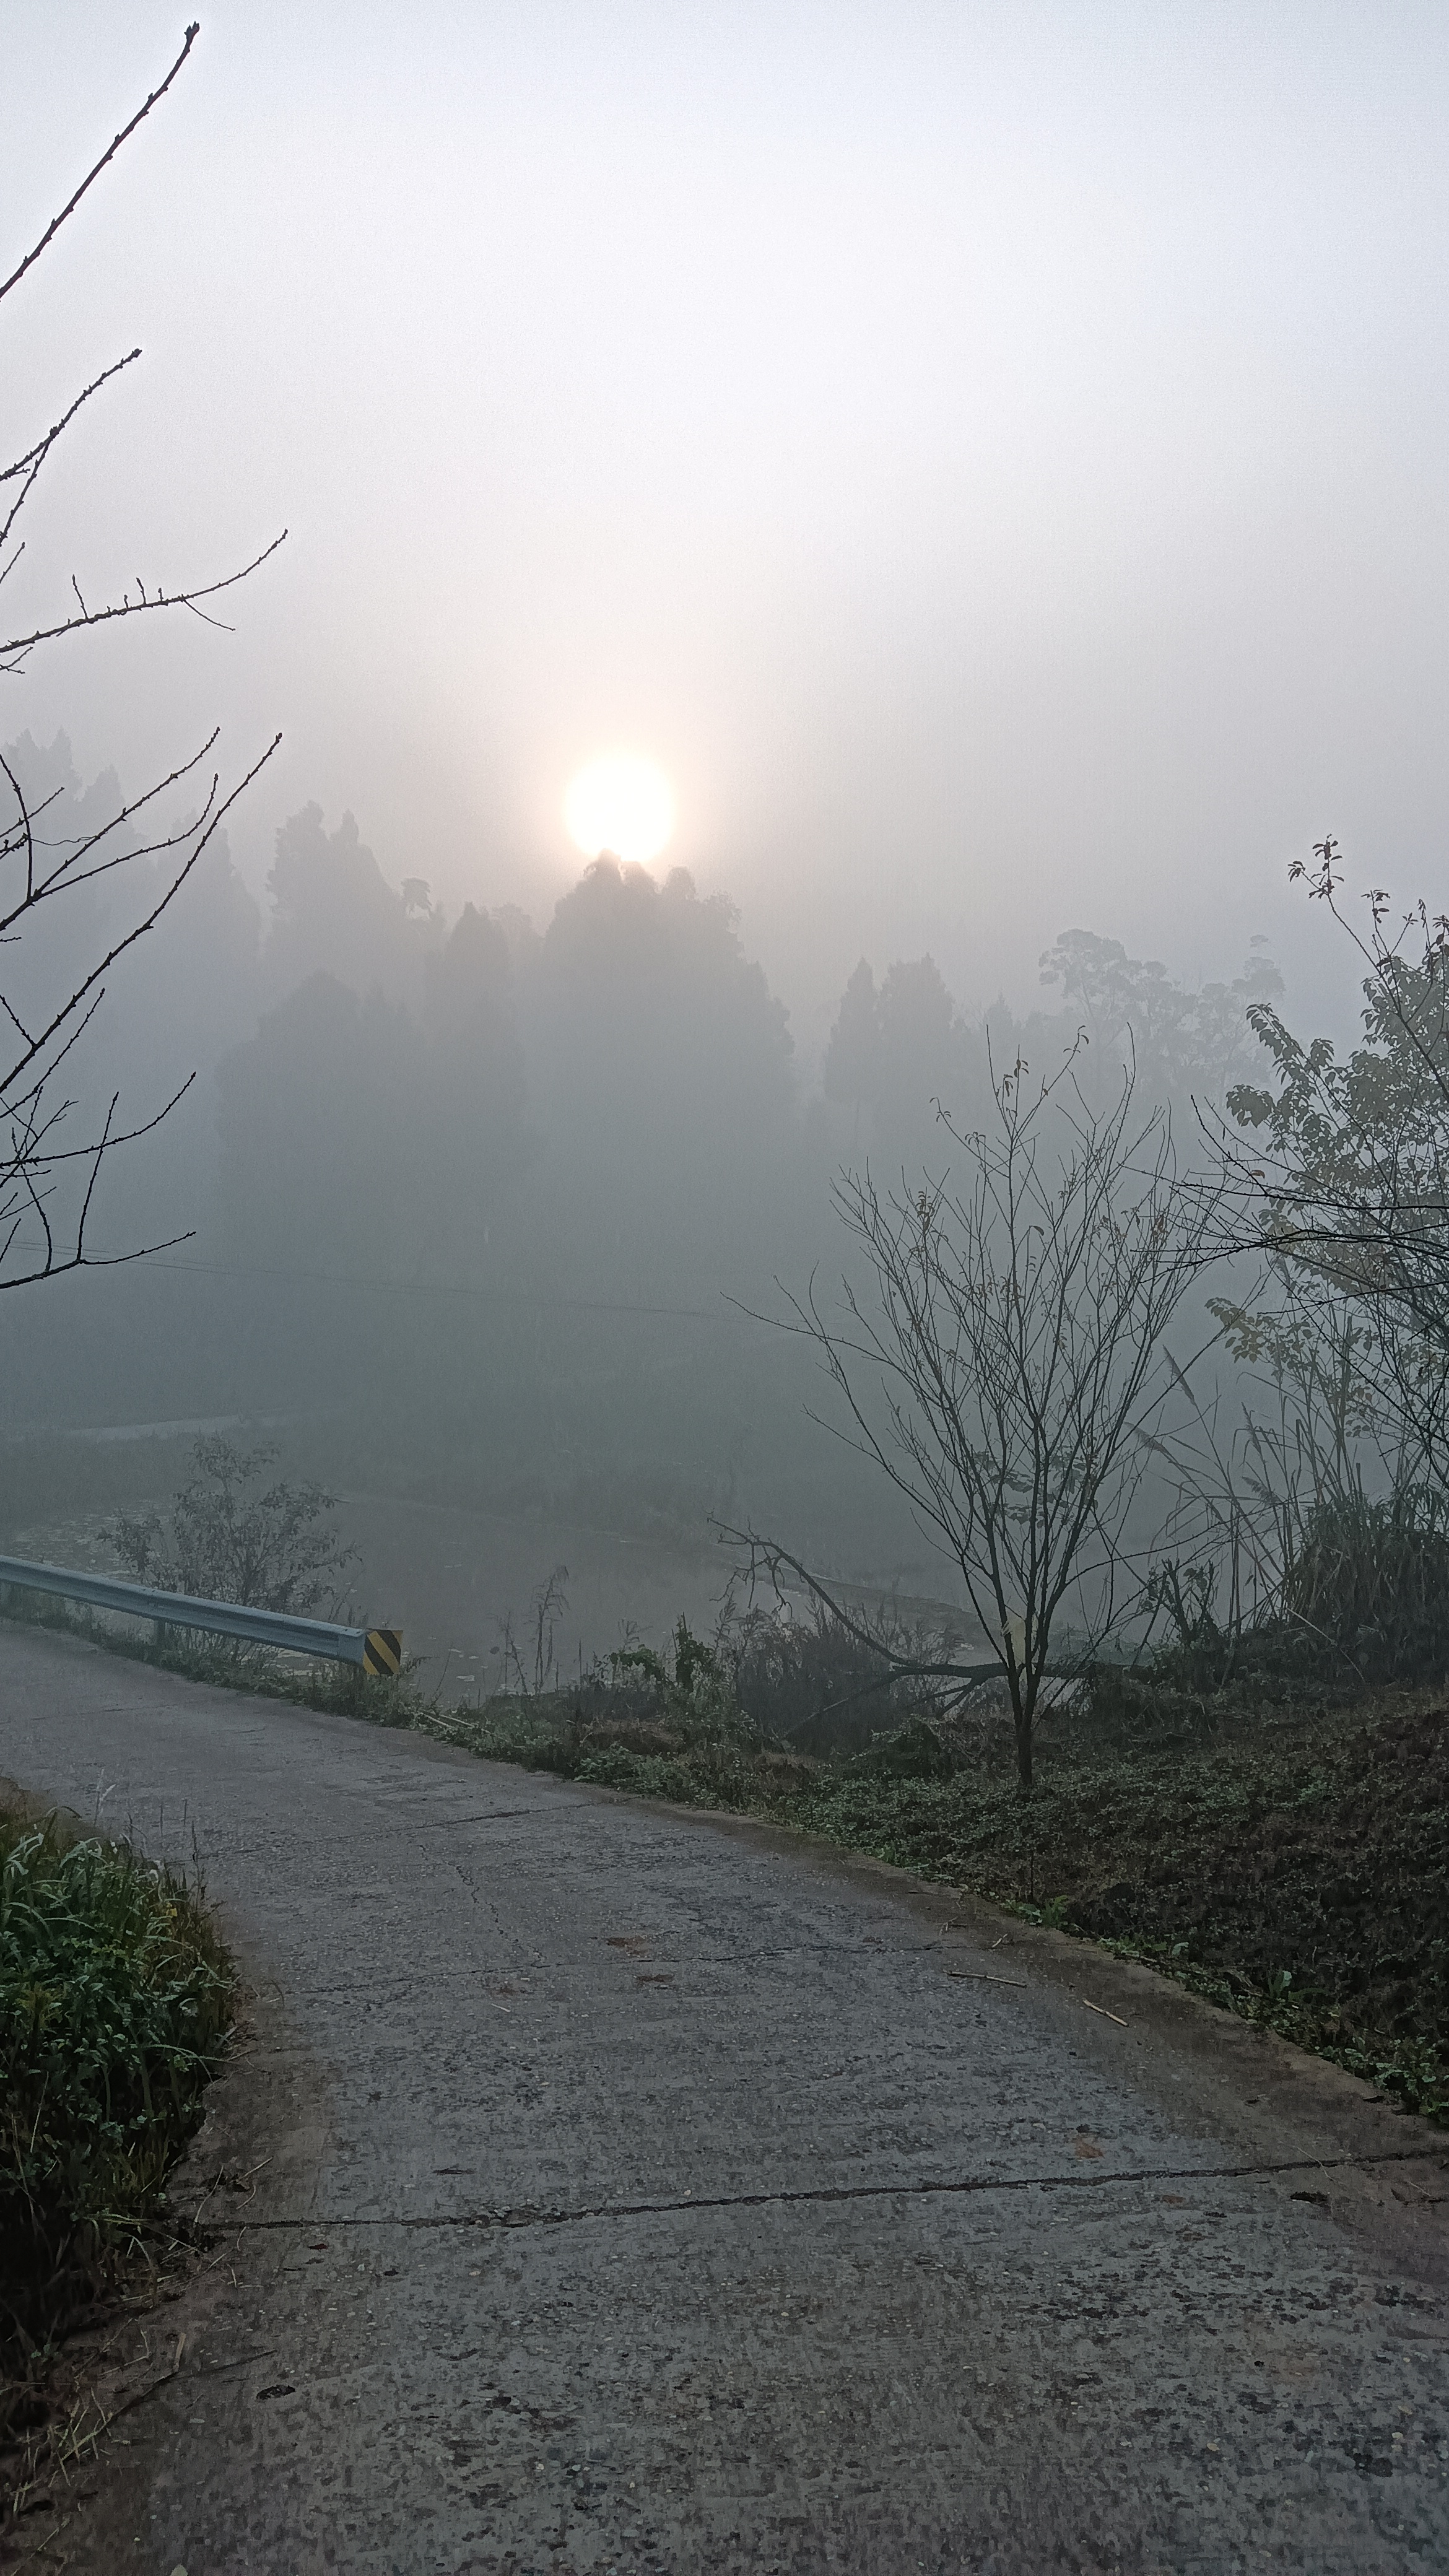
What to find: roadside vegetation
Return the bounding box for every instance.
[0,1790,235,2466]
[416,1599,1449,2124]
[8,1512,1444,2134]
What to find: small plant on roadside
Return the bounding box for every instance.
[612,1617,727,1721]
[588,1618,767,1802]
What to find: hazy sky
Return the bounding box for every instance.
[4,2,1447,1042]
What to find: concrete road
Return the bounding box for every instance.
[4,1621,1448,2575]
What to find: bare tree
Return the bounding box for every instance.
[732,1044,1222,1790]
[1,21,284,1291]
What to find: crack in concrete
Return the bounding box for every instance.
[413,1810,536,1829]
[224,2145,1447,2239]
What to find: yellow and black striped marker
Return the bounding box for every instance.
[363,1628,403,1677]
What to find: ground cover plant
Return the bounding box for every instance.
[0,1790,235,2460]
[416,1604,1449,2126]
[768,1689,1449,2122]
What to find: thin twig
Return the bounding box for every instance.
[0,26,200,307]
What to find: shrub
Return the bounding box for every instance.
[845,1717,960,1782]
[719,1596,964,1755]
[112,1435,359,1630]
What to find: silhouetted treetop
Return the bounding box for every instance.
[424,901,526,1155]
[537,853,793,1149]
[824,961,881,1114]
[876,956,956,1125]
[216,972,430,1269]
[266,804,441,1006]
[822,952,962,1154]
[425,900,513,1038]
[1038,926,1282,1103]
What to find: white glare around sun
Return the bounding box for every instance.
[564,754,676,866]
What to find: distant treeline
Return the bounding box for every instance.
[2,733,1278,1557]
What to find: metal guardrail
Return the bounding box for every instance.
[0,1553,402,1674]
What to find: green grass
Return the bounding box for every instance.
[1,1797,235,2444]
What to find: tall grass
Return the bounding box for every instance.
[1,1803,234,2437]
[1282,1487,1449,1677]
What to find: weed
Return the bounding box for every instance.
[764,1695,1449,2121]
[1283,1487,1449,1677]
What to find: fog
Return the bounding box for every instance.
[6,4,1449,1020]
[4,5,1448,1663]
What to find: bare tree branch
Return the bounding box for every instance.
[0,351,142,549]
[0,24,199,308]
[0,22,284,1292]
[2,733,279,1097]
[0,532,288,677]
[715,1528,1005,1687]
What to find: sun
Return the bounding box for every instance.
[564,754,676,868]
